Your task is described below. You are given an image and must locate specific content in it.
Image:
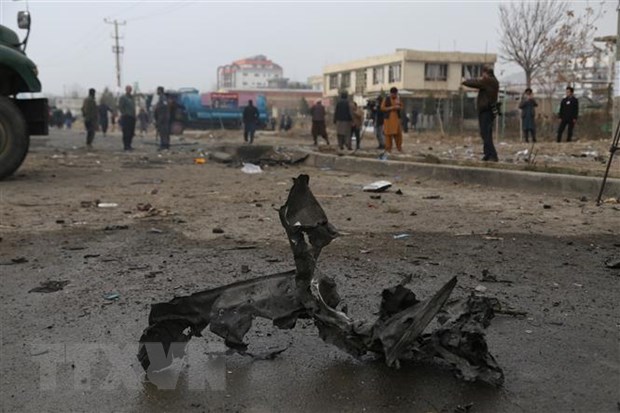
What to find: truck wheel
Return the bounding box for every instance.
[0,97,29,180]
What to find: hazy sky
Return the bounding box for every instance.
[0,0,616,95]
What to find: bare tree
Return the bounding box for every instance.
[499,0,567,88]
[539,5,605,89]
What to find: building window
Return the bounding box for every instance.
[462,64,484,79]
[425,63,448,81]
[373,67,384,85]
[341,72,351,88]
[329,74,338,90]
[388,64,401,83]
[355,69,367,94]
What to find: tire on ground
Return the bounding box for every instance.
[0,96,29,180]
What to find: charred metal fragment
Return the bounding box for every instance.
[138,174,504,386]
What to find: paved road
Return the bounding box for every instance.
[1,128,618,413]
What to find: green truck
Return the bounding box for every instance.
[0,11,48,180]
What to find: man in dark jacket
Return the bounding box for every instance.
[333,91,353,150]
[81,88,98,148]
[462,66,500,162]
[154,86,170,150]
[557,86,579,142]
[242,100,259,144]
[310,100,329,145]
[118,85,136,151]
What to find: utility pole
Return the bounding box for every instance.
[104,18,126,91]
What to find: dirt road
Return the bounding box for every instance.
[1,129,618,412]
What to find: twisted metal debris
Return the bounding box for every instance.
[137,174,504,386]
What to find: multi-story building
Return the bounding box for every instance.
[217,55,283,90]
[307,75,323,92]
[323,48,496,100]
[323,48,496,129]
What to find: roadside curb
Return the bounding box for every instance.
[304,152,620,197]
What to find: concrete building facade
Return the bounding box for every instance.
[217,55,283,90]
[322,49,497,132]
[323,48,496,100]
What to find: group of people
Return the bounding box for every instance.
[50,108,75,129]
[308,87,409,154]
[308,65,580,162]
[464,67,580,161]
[519,86,579,144]
[81,85,174,151]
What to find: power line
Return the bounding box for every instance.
[105,0,145,20]
[124,1,192,22]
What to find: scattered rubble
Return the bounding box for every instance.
[241,163,262,174]
[29,280,69,293]
[363,180,392,192]
[97,202,118,208]
[0,257,29,265]
[133,203,172,218]
[104,225,129,231]
[605,259,620,269]
[137,174,504,386]
[103,292,120,301]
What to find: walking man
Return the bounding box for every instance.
[462,66,499,162]
[118,85,136,151]
[154,86,170,150]
[519,88,538,143]
[310,100,329,145]
[556,86,578,143]
[242,100,259,144]
[81,88,98,149]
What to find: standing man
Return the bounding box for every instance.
[138,108,149,137]
[557,86,579,143]
[519,88,538,143]
[351,101,364,150]
[154,86,170,150]
[118,85,136,151]
[310,100,330,145]
[333,91,353,150]
[81,88,98,149]
[380,87,403,153]
[64,109,74,129]
[98,102,111,137]
[462,66,499,162]
[411,108,419,132]
[374,96,385,149]
[242,100,259,144]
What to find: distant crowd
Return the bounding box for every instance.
[301,65,579,161]
[80,85,174,151]
[73,68,580,161]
